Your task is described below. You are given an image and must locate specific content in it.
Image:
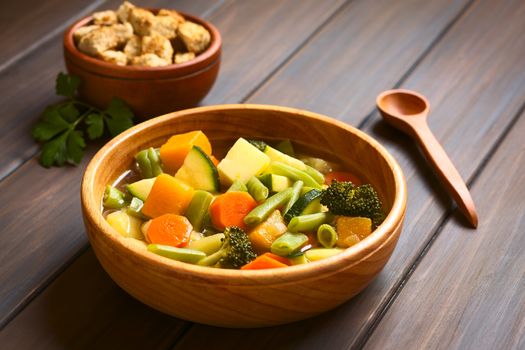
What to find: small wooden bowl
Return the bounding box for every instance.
[81,105,407,327]
[63,11,221,120]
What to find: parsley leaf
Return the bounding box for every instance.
[32,108,70,141]
[56,72,81,98]
[104,98,134,136]
[85,113,104,140]
[32,73,135,167]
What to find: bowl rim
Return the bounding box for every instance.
[64,9,222,79]
[82,104,407,285]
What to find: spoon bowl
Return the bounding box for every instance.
[377,89,478,228]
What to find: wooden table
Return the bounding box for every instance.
[1,0,524,348]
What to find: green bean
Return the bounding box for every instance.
[148,244,206,264]
[187,233,225,255]
[227,180,248,192]
[304,248,344,261]
[283,180,303,214]
[287,212,332,233]
[103,185,126,209]
[317,224,338,248]
[271,232,309,256]
[135,147,163,178]
[270,162,322,189]
[304,165,325,185]
[244,188,293,227]
[127,197,146,219]
[185,190,214,232]
[246,176,269,201]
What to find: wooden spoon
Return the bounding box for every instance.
[376,89,478,228]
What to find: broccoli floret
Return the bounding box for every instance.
[321,180,385,227]
[247,139,267,152]
[204,227,256,269]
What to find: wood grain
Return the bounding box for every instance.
[0,0,221,180]
[0,0,221,328]
[0,0,348,338]
[363,107,525,350]
[0,0,106,70]
[175,0,525,348]
[0,250,187,350]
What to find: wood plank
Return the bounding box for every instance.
[0,0,346,181]
[174,0,525,348]
[0,0,347,340]
[0,0,221,180]
[363,109,525,350]
[0,0,222,328]
[0,0,106,70]
[0,249,186,350]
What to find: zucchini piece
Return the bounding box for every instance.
[175,146,220,192]
[275,139,295,157]
[185,190,214,232]
[283,189,323,222]
[127,178,156,201]
[258,173,292,192]
[247,139,268,152]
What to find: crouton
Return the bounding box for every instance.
[100,50,128,66]
[157,9,185,24]
[124,35,142,60]
[116,1,135,23]
[129,8,156,36]
[152,15,179,40]
[73,25,100,42]
[142,33,173,62]
[92,10,118,25]
[78,27,119,56]
[177,21,210,54]
[111,22,134,46]
[174,52,195,64]
[131,53,170,67]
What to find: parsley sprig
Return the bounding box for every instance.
[32,73,135,167]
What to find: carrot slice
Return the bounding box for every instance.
[241,253,288,270]
[159,130,212,173]
[146,214,193,247]
[209,155,220,167]
[324,171,362,185]
[142,174,194,218]
[209,191,257,230]
[263,252,291,266]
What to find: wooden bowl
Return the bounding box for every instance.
[81,105,407,327]
[63,11,221,120]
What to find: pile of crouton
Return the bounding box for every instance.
[74,1,211,67]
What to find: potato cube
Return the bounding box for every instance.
[92,10,117,25]
[99,50,127,66]
[131,53,170,67]
[177,21,210,53]
[142,33,173,62]
[174,52,195,64]
[116,1,135,23]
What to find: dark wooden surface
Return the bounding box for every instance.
[0,0,524,349]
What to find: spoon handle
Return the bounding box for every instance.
[411,121,478,227]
